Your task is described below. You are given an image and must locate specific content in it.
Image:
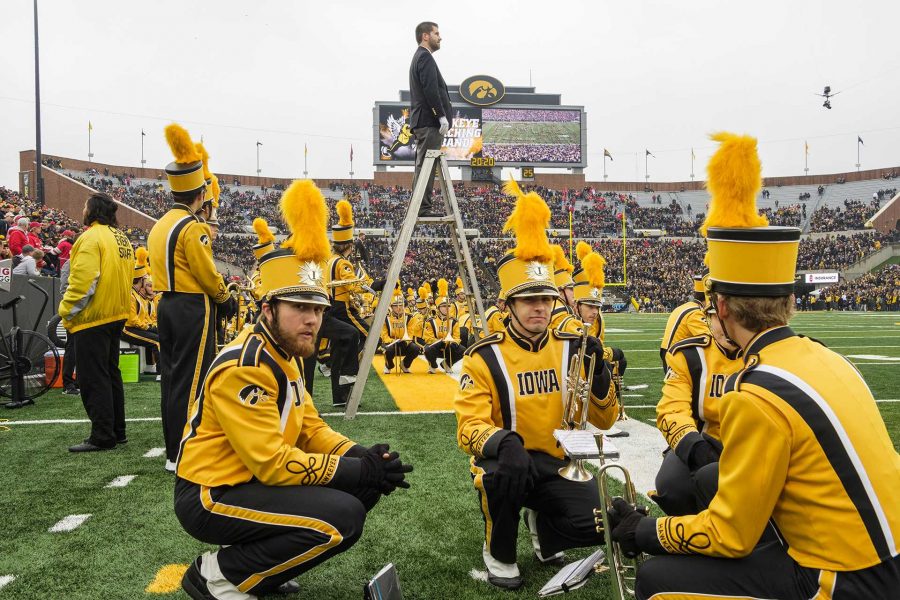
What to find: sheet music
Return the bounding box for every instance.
[538,548,606,597]
[554,429,602,458]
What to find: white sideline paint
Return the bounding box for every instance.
[847,355,900,361]
[0,576,15,590]
[105,475,136,488]
[143,447,165,458]
[49,514,91,533]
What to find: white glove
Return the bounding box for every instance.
[438,116,449,136]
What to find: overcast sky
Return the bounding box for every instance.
[2,0,898,187]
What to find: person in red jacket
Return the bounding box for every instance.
[7,217,29,257]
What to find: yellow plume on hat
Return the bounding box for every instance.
[575,241,592,262]
[468,137,483,156]
[701,131,769,236]
[195,142,211,180]
[418,285,428,300]
[551,244,574,273]
[424,282,432,295]
[210,174,220,207]
[502,178,552,263]
[407,287,414,296]
[280,180,331,264]
[455,276,463,291]
[164,124,200,163]
[253,218,274,245]
[135,246,148,268]
[437,278,449,299]
[336,200,354,227]
[583,251,606,289]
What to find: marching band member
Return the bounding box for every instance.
[651,276,743,516]
[454,180,618,590]
[381,288,422,373]
[175,179,412,600]
[658,274,710,372]
[407,285,430,347]
[450,276,469,321]
[322,200,366,406]
[484,294,507,334]
[423,279,463,373]
[549,244,575,329]
[148,125,229,471]
[611,132,900,599]
[458,309,485,348]
[121,247,160,368]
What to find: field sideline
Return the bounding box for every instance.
[1,312,897,599]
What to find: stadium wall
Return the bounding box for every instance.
[19,150,899,195]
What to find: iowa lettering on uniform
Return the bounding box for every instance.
[710,374,726,398]
[516,369,561,396]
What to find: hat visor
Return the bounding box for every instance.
[268,292,332,307]
[508,286,559,299]
[576,298,604,307]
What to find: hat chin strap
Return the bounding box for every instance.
[708,294,740,350]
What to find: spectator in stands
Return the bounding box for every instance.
[7,217,29,257]
[0,238,10,260]
[12,245,42,276]
[53,229,75,270]
[58,193,134,453]
[0,212,14,237]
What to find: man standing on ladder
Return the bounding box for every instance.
[409,21,452,217]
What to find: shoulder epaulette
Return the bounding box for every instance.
[668,334,711,355]
[551,328,581,341]
[465,332,504,356]
[239,333,265,367]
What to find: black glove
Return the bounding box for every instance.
[687,439,720,472]
[341,443,368,459]
[574,336,613,400]
[609,497,645,558]
[358,444,413,495]
[611,347,627,376]
[494,435,538,502]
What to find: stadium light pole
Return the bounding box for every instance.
[33,0,45,206]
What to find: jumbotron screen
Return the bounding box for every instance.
[374,104,584,167]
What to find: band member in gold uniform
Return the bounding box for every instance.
[148,124,229,470]
[454,180,619,590]
[380,288,421,373]
[659,274,710,372]
[175,180,412,600]
[611,132,900,599]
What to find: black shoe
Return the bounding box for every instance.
[487,572,524,590]
[4,399,35,409]
[68,441,115,452]
[116,438,128,445]
[274,579,301,595]
[62,387,80,395]
[181,558,215,600]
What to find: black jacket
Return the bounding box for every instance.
[408,46,452,132]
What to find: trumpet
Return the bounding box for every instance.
[558,321,597,482]
[593,463,645,600]
[614,363,629,422]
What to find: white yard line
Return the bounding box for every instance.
[0,576,15,591]
[48,514,91,533]
[105,475,136,488]
[143,447,165,458]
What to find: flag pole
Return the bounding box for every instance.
[603,154,607,182]
[690,149,694,181]
[33,0,45,205]
[568,208,573,260]
[140,130,146,169]
[804,142,808,176]
[303,144,308,178]
[856,137,861,172]
[88,123,93,162]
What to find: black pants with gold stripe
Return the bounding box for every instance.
[471,451,603,564]
[424,341,464,370]
[122,326,160,364]
[635,541,899,600]
[174,478,376,595]
[159,293,216,463]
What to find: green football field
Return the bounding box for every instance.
[482,121,581,145]
[1,312,897,599]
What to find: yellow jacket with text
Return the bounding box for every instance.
[454,325,618,460]
[147,204,228,302]
[176,322,358,488]
[58,223,133,333]
[656,334,743,459]
[637,326,900,573]
[407,312,427,343]
[381,313,411,344]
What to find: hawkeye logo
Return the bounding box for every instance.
[238,385,269,406]
[459,75,505,106]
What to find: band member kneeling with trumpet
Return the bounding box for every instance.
[175,181,412,600]
[381,288,421,373]
[454,181,619,590]
[423,278,463,374]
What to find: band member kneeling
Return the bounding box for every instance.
[175,180,412,600]
[381,289,421,373]
[424,278,464,373]
[453,182,619,590]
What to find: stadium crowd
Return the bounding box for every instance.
[481,108,580,122]
[813,264,899,311]
[809,198,883,232]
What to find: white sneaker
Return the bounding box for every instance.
[401,366,411,373]
[155,375,161,382]
[428,367,437,374]
[482,543,523,590]
[198,551,257,599]
[338,375,357,386]
[383,366,391,374]
[524,508,565,564]
[164,460,176,473]
[318,364,331,378]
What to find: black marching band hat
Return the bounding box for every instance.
[251,180,332,306]
[701,132,800,297]
[496,179,558,299]
[572,241,606,307]
[164,124,206,195]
